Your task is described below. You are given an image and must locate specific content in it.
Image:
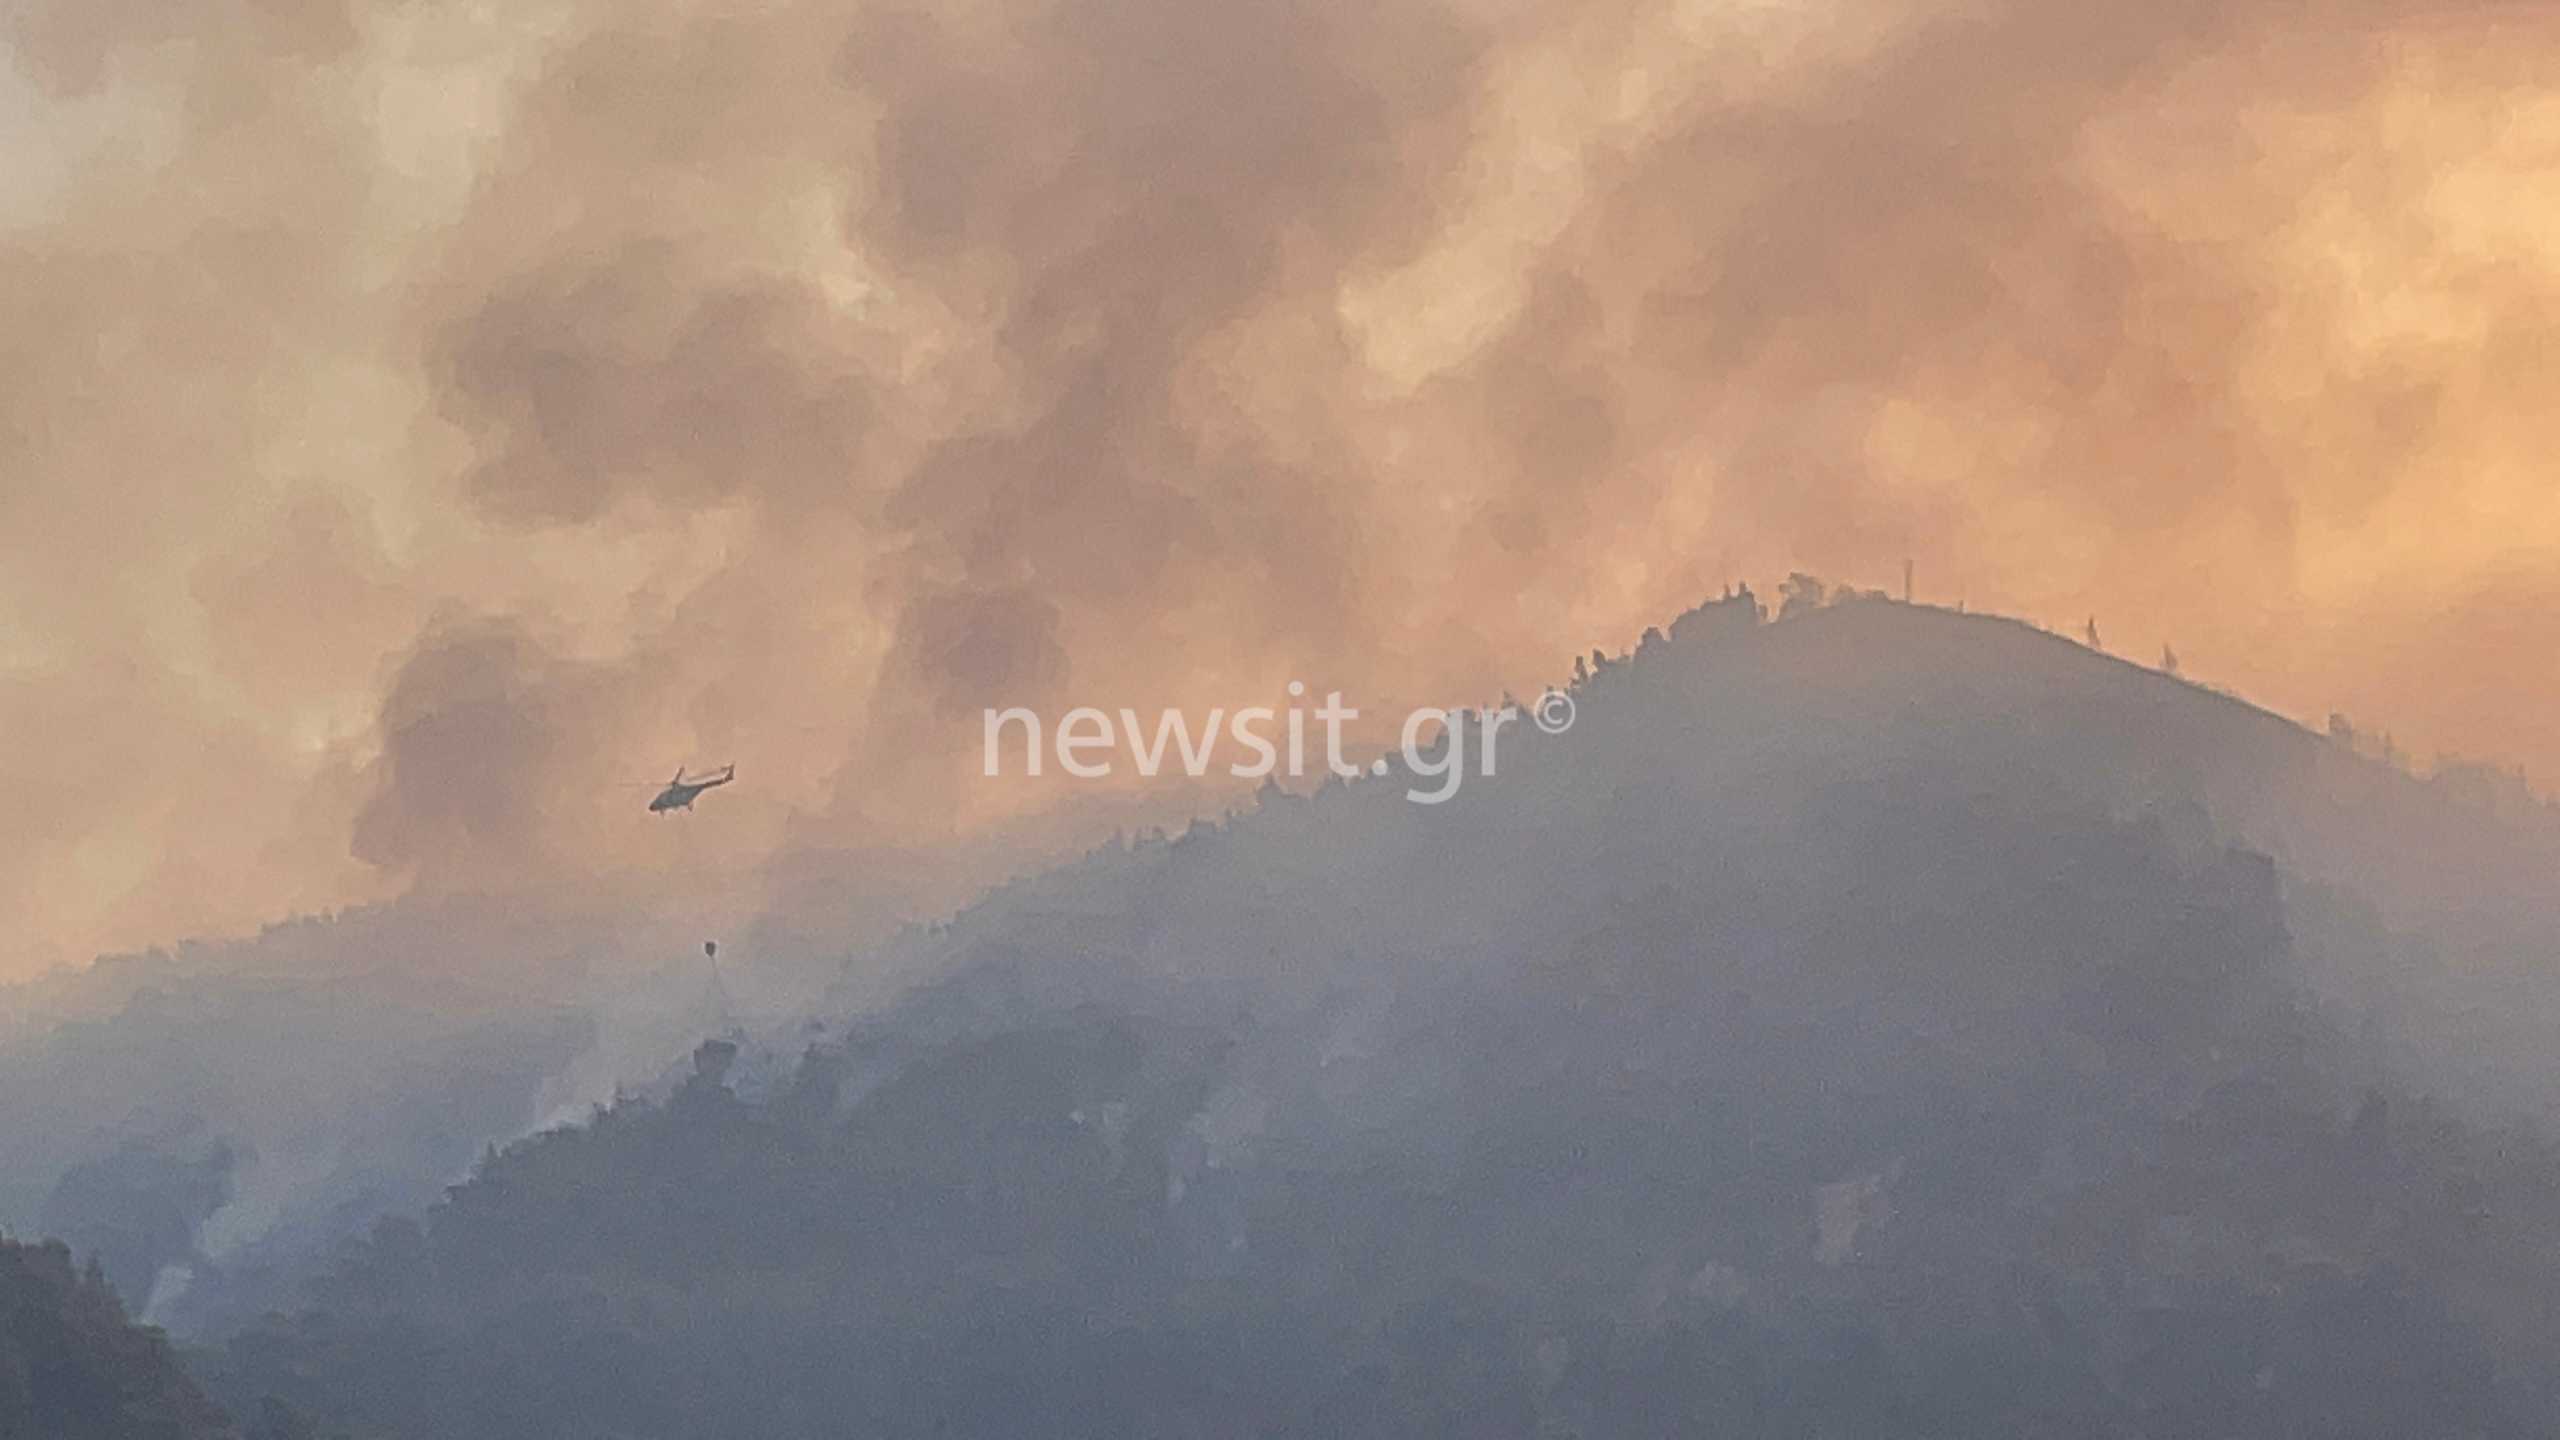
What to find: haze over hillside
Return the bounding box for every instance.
[0,820,1058,1334]
[129,592,2560,1438]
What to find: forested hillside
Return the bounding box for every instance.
[200,596,2560,1437]
[0,1236,237,1440]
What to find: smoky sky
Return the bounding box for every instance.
[3,0,2558,978]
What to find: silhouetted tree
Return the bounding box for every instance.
[1777,572,1828,618]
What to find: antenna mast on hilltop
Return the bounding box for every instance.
[1903,558,1914,604]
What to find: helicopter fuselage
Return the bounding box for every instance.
[649,766,734,812]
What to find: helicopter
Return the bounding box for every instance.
[649,763,737,813]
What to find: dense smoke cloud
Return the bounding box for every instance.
[4,0,2559,976]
